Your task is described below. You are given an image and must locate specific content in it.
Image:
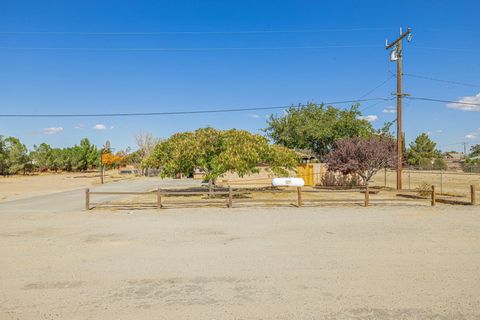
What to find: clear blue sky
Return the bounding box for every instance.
[1,0,479,152]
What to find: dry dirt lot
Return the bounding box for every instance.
[370,169,480,196]
[0,171,133,203]
[1,204,479,319]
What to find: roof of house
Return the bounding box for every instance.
[445,152,465,160]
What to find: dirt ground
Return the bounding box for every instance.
[102,185,466,210]
[370,169,480,196]
[0,171,133,202]
[1,204,479,319]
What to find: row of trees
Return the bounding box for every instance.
[31,138,100,172]
[0,137,103,175]
[265,103,477,171]
[3,102,478,183]
[137,104,397,186]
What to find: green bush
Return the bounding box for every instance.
[416,157,447,171]
[432,158,447,171]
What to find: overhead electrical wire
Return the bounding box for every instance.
[2,96,474,118]
[357,74,396,113]
[0,98,390,118]
[357,74,396,100]
[0,27,392,36]
[0,45,381,52]
[414,46,480,54]
[403,73,480,88]
[407,96,480,106]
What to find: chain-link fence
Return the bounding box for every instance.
[371,167,480,196]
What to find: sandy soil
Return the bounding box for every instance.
[99,186,461,210]
[1,205,479,319]
[370,169,480,195]
[0,171,134,202]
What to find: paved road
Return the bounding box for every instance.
[0,178,201,213]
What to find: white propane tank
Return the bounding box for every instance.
[272,177,305,187]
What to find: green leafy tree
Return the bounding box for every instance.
[265,103,374,160]
[376,120,395,139]
[66,138,100,171]
[0,136,8,175]
[31,143,53,171]
[50,148,66,171]
[148,128,298,183]
[4,137,29,174]
[406,133,441,167]
[470,144,480,158]
[80,138,100,170]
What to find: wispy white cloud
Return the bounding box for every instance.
[248,113,260,119]
[43,127,63,135]
[447,92,480,111]
[428,129,443,136]
[358,115,379,122]
[74,123,84,130]
[382,106,396,113]
[465,133,477,139]
[93,124,107,130]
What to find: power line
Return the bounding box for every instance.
[438,141,466,148]
[407,96,480,107]
[0,45,381,52]
[358,74,396,113]
[0,97,390,118]
[357,74,396,100]
[403,73,480,88]
[0,27,392,36]
[414,46,480,54]
[359,100,391,114]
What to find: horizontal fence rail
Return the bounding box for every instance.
[83,184,478,211]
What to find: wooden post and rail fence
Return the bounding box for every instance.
[83,184,480,210]
[84,186,304,211]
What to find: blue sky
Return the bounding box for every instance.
[0,0,479,152]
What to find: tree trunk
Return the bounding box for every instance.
[208,179,213,198]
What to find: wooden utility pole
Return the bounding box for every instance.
[386,27,412,190]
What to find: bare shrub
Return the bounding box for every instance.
[416,182,432,197]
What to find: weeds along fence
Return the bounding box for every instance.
[84,185,477,210]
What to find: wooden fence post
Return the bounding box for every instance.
[408,167,411,190]
[384,168,387,187]
[440,170,444,194]
[297,187,303,207]
[157,188,162,209]
[431,185,436,206]
[228,185,233,208]
[471,185,476,206]
[364,185,369,207]
[85,188,90,211]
